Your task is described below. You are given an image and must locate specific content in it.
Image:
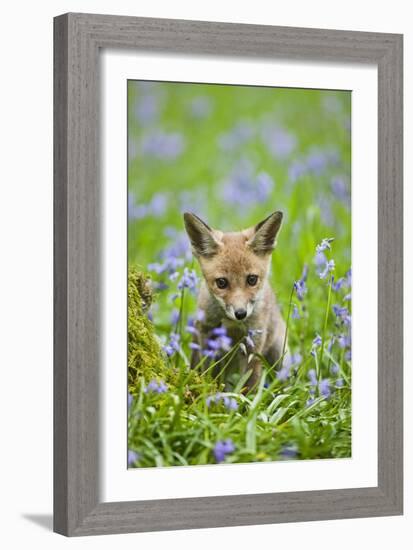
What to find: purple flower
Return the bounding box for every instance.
[276,365,291,382]
[220,160,274,207]
[134,93,159,125]
[128,192,168,221]
[319,378,331,398]
[211,327,227,337]
[319,259,335,280]
[145,380,168,394]
[218,122,254,151]
[262,125,297,159]
[331,175,350,205]
[279,443,298,459]
[128,450,140,466]
[316,238,335,254]
[306,397,316,407]
[141,130,185,160]
[332,277,346,291]
[163,333,181,357]
[170,309,180,325]
[203,327,233,358]
[336,378,344,388]
[314,251,327,267]
[177,268,199,294]
[277,353,302,382]
[189,342,201,350]
[207,393,238,411]
[333,304,351,325]
[294,279,307,301]
[288,160,307,183]
[338,334,351,349]
[308,368,318,386]
[186,324,199,336]
[330,364,340,375]
[292,305,300,319]
[294,264,308,301]
[213,439,236,463]
[313,334,322,348]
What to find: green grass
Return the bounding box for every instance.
[127,81,351,467]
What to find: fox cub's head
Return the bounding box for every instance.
[183,211,283,322]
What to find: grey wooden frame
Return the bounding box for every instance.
[54,12,403,537]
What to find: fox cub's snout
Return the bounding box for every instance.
[183,211,286,390]
[183,211,283,322]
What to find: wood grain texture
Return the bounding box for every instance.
[53,13,403,536]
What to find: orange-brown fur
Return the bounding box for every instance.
[183,212,287,391]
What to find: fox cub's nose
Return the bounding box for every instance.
[234,308,247,320]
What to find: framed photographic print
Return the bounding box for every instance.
[54,13,403,536]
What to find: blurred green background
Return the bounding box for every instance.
[128,80,351,337]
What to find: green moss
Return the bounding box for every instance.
[128,267,166,395]
[128,266,219,400]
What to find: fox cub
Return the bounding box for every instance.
[183,211,286,390]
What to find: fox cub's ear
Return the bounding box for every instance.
[183,212,220,257]
[248,211,283,255]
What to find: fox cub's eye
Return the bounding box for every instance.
[247,274,258,286]
[215,277,229,289]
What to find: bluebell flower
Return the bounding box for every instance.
[277,353,302,382]
[206,393,238,411]
[294,264,308,301]
[134,93,159,125]
[336,378,344,388]
[314,250,327,267]
[170,309,180,325]
[331,175,350,205]
[220,159,274,207]
[177,268,199,294]
[308,368,318,386]
[262,125,296,159]
[319,379,331,398]
[128,450,140,466]
[292,305,300,319]
[213,439,236,463]
[218,122,254,151]
[316,238,335,254]
[313,334,322,347]
[202,326,232,358]
[306,397,316,407]
[319,259,335,280]
[211,327,227,337]
[288,160,307,183]
[145,380,168,394]
[338,334,351,349]
[332,277,346,291]
[163,333,181,357]
[330,364,340,375]
[294,279,307,301]
[279,443,298,459]
[189,342,201,350]
[186,324,199,336]
[141,130,185,160]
